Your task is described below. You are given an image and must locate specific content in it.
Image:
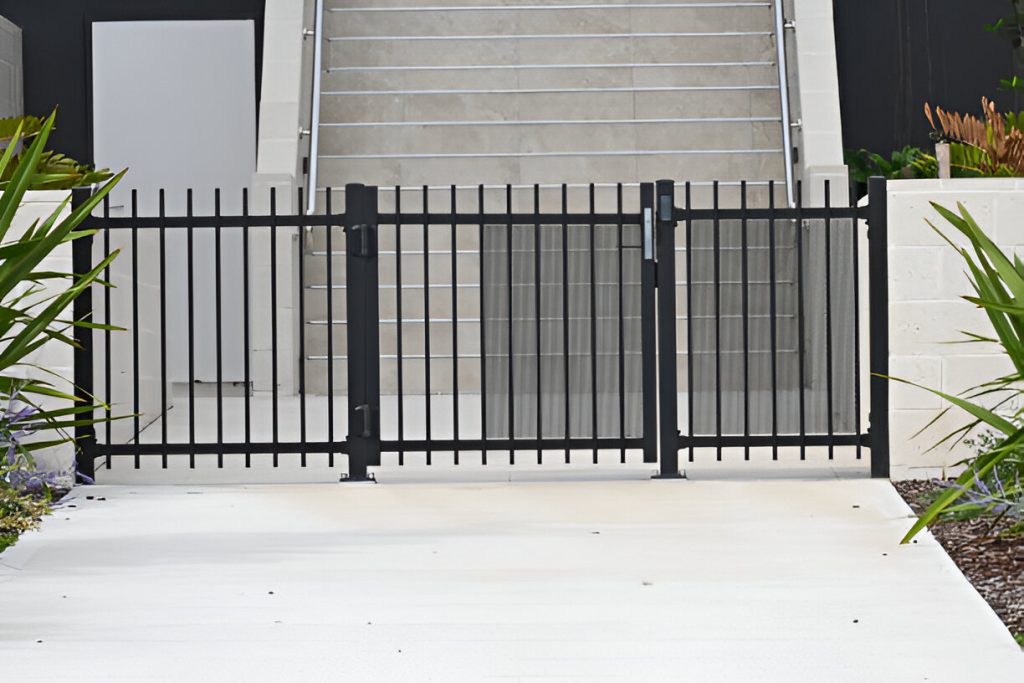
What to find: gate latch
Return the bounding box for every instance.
[642,207,654,261]
[347,223,377,258]
[354,403,377,438]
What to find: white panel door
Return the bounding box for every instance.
[91,20,256,385]
[0,14,22,117]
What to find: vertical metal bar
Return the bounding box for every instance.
[159,191,168,468]
[852,184,863,460]
[297,187,307,467]
[396,187,405,466]
[325,189,335,467]
[478,184,487,465]
[506,184,515,464]
[242,189,252,467]
[796,181,806,460]
[423,185,432,465]
[617,183,626,464]
[639,183,658,466]
[867,176,890,478]
[825,181,835,460]
[103,197,112,468]
[534,184,543,464]
[131,192,140,465]
[769,180,779,461]
[452,185,461,464]
[186,189,196,468]
[72,222,96,482]
[589,183,599,464]
[655,179,680,477]
[270,188,280,467]
[684,182,695,464]
[713,181,722,461]
[740,181,750,461]
[562,184,571,464]
[214,189,224,468]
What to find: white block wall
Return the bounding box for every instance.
[888,179,1024,480]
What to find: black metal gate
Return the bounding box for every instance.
[72,178,888,481]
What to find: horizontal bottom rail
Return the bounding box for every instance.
[677,434,866,449]
[382,437,645,452]
[99,442,350,457]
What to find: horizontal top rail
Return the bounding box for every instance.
[82,206,866,230]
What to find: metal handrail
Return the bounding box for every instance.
[306,0,325,215]
[772,0,795,208]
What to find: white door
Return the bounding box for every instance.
[91,19,256,385]
[0,15,22,117]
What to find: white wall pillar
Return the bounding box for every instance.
[789,0,849,206]
[249,0,315,395]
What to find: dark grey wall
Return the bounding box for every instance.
[834,0,1013,154]
[0,0,265,165]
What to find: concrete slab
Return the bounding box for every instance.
[0,480,1020,681]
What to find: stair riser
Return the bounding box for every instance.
[325,5,774,38]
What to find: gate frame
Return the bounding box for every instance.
[650,176,889,478]
[71,179,889,481]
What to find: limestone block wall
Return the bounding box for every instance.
[887,179,1024,480]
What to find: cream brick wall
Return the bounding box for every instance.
[888,179,1024,480]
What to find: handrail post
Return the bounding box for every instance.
[867,176,890,478]
[773,0,796,208]
[306,0,325,215]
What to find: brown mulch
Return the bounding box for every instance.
[895,480,1024,639]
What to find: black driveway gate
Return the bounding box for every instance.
[72,178,888,481]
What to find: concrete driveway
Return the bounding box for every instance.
[0,478,1020,681]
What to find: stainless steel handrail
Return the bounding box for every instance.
[306,0,325,215]
[773,0,795,208]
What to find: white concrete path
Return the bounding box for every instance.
[0,479,1020,682]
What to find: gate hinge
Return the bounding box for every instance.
[347,223,377,258]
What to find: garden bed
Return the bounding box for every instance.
[896,480,1024,644]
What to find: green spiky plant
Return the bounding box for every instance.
[0,110,124,483]
[896,202,1024,543]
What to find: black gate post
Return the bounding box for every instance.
[653,179,682,478]
[344,183,381,481]
[867,176,890,478]
[72,228,97,483]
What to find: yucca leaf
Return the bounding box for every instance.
[901,429,1024,543]
[884,375,1017,435]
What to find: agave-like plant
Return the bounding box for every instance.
[0,111,124,479]
[895,202,1024,542]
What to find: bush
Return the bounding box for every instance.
[0,487,49,552]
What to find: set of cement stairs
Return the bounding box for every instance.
[304,0,791,397]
